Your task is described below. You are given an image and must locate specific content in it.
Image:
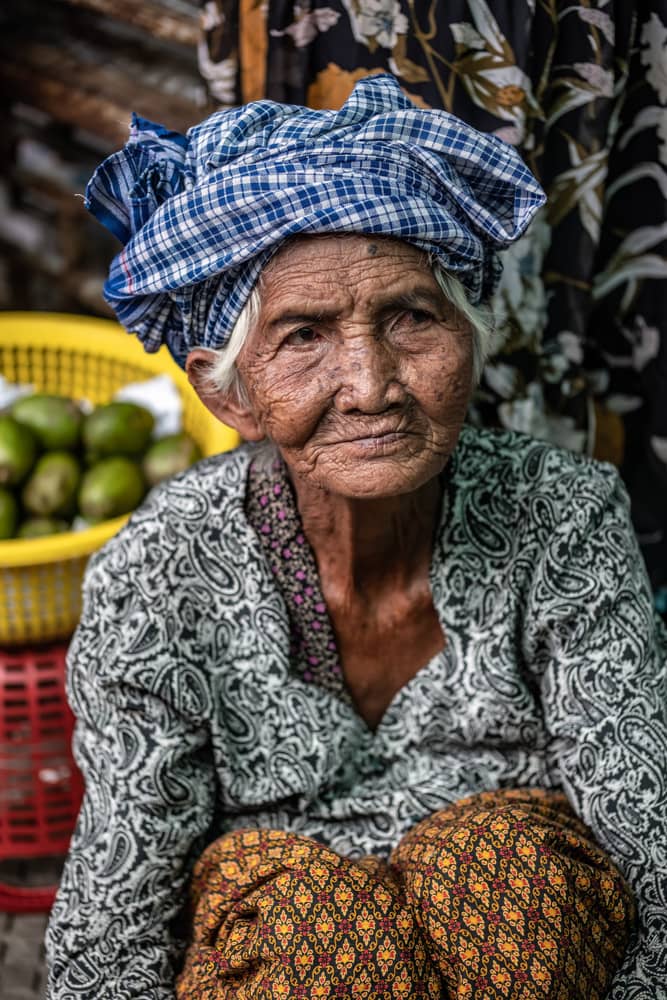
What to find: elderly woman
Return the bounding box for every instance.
[46,77,666,1000]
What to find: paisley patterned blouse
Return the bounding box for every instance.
[45,426,667,999]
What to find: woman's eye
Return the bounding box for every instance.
[406,308,434,325]
[284,327,318,346]
[392,309,435,332]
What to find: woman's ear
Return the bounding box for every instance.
[185,349,265,442]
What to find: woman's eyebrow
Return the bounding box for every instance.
[267,309,331,330]
[368,287,453,321]
[378,288,446,313]
[266,286,447,330]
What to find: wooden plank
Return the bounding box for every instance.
[0,45,206,144]
[58,0,200,47]
[0,0,212,140]
[2,66,141,146]
[0,0,208,319]
[8,39,205,119]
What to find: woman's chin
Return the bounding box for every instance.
[306,454,445,500]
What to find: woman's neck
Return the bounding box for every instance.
[288,471,443,600]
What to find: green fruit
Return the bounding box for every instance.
[78,457,146,521]
[0,487,19,539]
[0,416,38,486]
[83,402,155,458]
[11,393,83,450]
[22,452,81,517]
[142,433,203,487]
[17,517,70,539]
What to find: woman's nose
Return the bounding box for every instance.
[333,335,401,414]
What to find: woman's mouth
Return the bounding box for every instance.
[340,430,411,455]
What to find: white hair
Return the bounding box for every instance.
[197,262,494,400]
[431,267,494,384]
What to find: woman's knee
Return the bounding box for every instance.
[391,789,635,999]
[178,828,440,998]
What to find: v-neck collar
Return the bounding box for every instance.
[244,445,458,734]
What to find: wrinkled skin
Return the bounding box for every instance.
[230,236,472,497]
[188,235,475,727]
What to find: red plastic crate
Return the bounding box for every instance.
[0,643,83,912]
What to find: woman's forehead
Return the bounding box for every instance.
[264,233,430,273]
[258,234,440,313]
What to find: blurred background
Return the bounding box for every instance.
[0,0,208,318]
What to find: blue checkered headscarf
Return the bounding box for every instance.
[86,74,545,368]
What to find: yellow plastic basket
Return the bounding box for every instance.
[0,312,239,645]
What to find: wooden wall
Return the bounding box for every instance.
[0,0,212,317]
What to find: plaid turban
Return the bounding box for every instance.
[86,74,545,368]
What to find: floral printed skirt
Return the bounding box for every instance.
[176,789,634,999]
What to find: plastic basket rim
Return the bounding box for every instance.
[0,311,237,568]
[0,514,130,566]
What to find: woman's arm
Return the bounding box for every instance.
[45,540,217,999]
[525,466,667,998]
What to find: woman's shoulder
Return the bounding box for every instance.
[448,425,627,547]
[86,442,256,585]
[454,424,621,501]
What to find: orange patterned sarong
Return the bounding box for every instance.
[176,790,634,999]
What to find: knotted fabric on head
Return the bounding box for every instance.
[86,74,546,369]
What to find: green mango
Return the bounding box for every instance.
[0,487,19,539]
[83,402,155,458]
[0,416,38,486]
[17,516,70,539]
[142,432,203,487]
[22,452,81,517]
[11,393,83,450]
[78,457,146,521]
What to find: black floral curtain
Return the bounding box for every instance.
[199,0,667,603]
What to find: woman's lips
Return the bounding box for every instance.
[348,429,404,442]
[344,419,408,440]
[338,430,411,455]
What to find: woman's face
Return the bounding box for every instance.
[235,235,474,499]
